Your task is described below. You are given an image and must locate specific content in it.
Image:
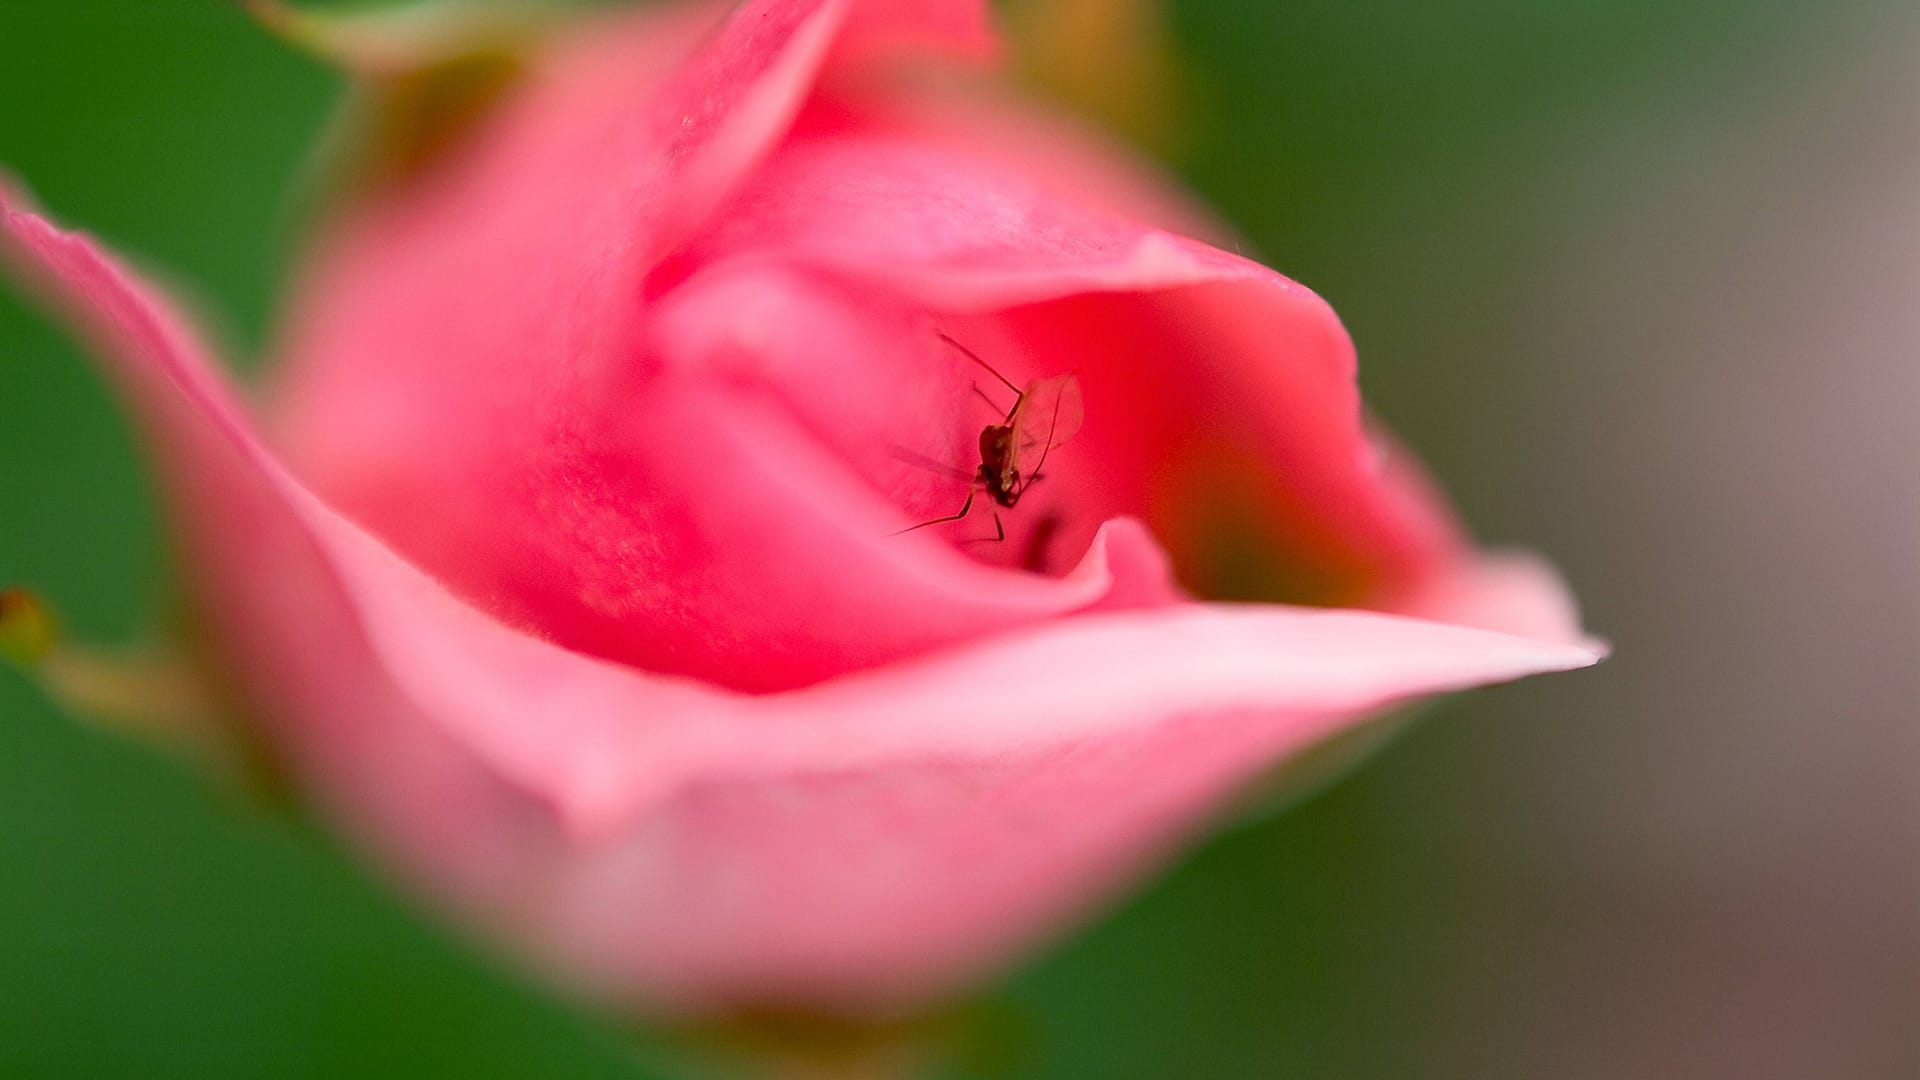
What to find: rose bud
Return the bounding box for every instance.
[0,0,1601,1020]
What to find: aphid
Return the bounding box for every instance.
[898,333,1083,542]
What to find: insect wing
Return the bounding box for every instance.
[1009,373,1084,469]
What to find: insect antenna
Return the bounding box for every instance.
[939,332,1022,406]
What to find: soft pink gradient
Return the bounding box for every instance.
[1,0,1598,1016]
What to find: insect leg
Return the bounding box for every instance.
[894,486,977,534]
[959,511,1006,546]
[956,511,1013,545]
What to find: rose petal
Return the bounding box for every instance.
[531,603,1600,1011]
[1387,547,1594,643]
[266,0,1094,691]
[265,0,850,618]
[832,0,998,66]
[692,126,1278,307]
[2,180,1598,1014]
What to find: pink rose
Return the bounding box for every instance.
[1,0,1599,1018]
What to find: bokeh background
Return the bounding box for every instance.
[2,1,1915,1077]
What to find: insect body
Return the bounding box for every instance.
[899,334,1083,541]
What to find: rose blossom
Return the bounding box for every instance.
[0,0,1600,1017]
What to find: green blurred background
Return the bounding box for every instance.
[2,1,1915,1077]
